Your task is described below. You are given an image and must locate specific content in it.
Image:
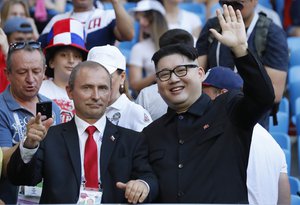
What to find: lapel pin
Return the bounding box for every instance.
[110,135,115,142]
[203,124,210,130]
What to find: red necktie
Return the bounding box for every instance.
[84,126,98,189]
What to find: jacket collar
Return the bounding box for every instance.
[164,93,212,125]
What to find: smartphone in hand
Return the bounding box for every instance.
[36,102,52,119]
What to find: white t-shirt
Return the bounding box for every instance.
[39,79,75,123]
[135,84,167,121]
[129,38,156,77]
[167,9,201,35]
[106,94,152,132]
[247,124,287,205]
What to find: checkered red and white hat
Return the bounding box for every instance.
[44,18,88,77]
[44,18,88,55]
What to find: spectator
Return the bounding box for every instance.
[129,0,168,94]
[0,41,60,204]
[87,45,152,131]
[204,0,282,27]
[202,66,290,204]
[7,61,158,204]
[287,0,300,36]
[0,28,9,93]
[196,0,288,129]
[159,0,202,39]
[143,5,274,203]
[0,17,35,93]
[135,28,194,120]
[138,27,290,203]
[28,0,68,14]
[1,0,39,40]
[3,17,34,43]
[39,18,88,123]
[38,0,134,50]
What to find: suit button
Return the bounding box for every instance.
[178,191,184,197]
[178,163,183,168]
[178,115,184,120]
[179,139,184,144]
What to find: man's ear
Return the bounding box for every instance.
[198,66,205,80]
[220,88,229,94]
[66,85,73,100]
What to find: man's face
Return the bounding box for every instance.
[72,0,93,11]
[67,66,111,124]
[156,54,205,112]
[202,86,221,100]
[8,32,34,44]
[219,0,257,21]
[7,49,45,102]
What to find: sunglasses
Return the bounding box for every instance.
[9,41,41,51]
[219,0,244,10]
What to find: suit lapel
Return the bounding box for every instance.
[100,119,119,181]
[62,119,81,188]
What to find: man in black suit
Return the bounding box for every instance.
[7,61,158,204]
[142,5,274,203]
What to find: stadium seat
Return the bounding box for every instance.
[289,82,300,118]
[287,37,300,53]
[289,176,300,195]
[291,194,300,205]
[279,97,289,116]
[289,49,300,68]
[271,132,291,153]
[288,66,300,85]
[269,112,289,134]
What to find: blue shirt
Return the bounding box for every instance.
[196,16,289,72]
[0,85,61,204]
[0,86,61,147]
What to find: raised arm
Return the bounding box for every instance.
[210,5,274,127]
[112,0,134,41]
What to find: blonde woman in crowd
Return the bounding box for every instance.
[1,0,39,40]
[129,0,168,94]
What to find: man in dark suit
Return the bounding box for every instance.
[7,61,158,204]
[142,5,274,203]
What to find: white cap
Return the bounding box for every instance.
[131,0,166,15]
[87,45,126,74]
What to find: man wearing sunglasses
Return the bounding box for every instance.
[142,5,274,203]
[0,17,35,94]
[196,0,288,130]
[0,41,61,204]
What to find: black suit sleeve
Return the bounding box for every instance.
[227,49,275,128]
[130,133,159,202]
[7,147,43,186]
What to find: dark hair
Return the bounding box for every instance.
[6,44,45,73]
[159,29,194,48]
[68,61,112,90]
[151,44,199,68]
